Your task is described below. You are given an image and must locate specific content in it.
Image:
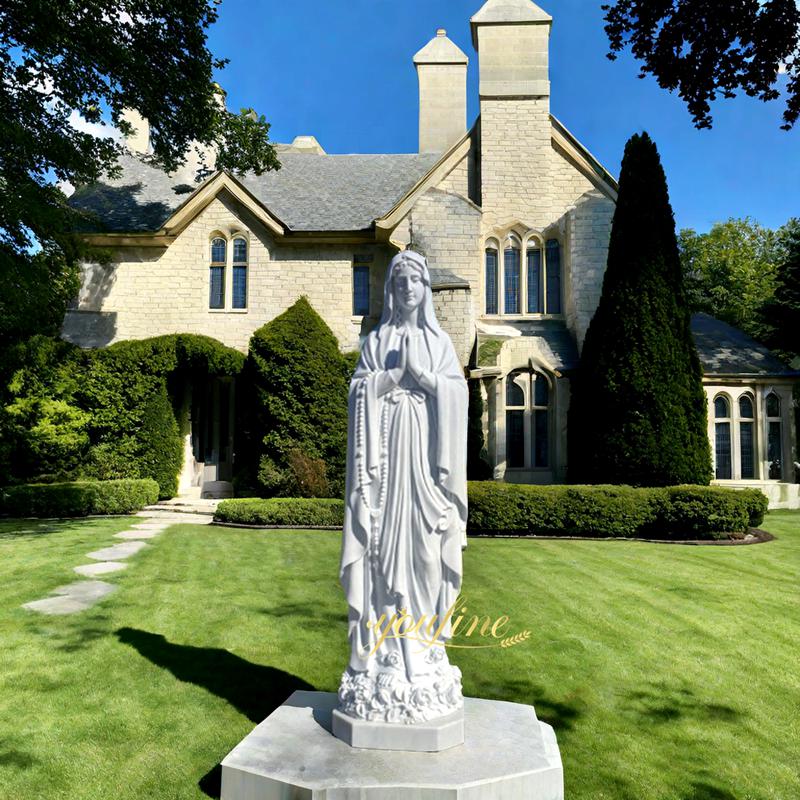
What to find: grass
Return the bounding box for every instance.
[0,511,798,799]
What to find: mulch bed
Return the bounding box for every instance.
[467,528,775,545]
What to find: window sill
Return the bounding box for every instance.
[481,314,565,322]
[208,308,249,314]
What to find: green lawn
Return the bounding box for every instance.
[0,512,798,800]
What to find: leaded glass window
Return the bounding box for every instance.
[545,239,562,314]
[485,249,498,314]
[353,259,370,316]
[209,237,226,309]
[504,246,521,314]
[232,237,248,309]
[714,395,732,479]
[739,394,755,479]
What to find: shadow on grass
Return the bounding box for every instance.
[115,627,316,800]
[260,601,347,632]
[468,676,585,731]
[683,781,739,800]
[0,519,76,540]
[0,742,39,769]
[620,685,741,725]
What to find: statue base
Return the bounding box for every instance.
[331,704,464,751]
[220,690,563,800]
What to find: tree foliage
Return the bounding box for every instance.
[244,297,350,498]
[679,218,782,341]
[763,220,800,363]
[0,333,244,496]
[0,0,279,346]
[568,132,712,487]
[603,0,800,129]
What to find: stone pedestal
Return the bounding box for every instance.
[332,704,464,752]
[220,690,563,800]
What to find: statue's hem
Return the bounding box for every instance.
[332,704,464,752]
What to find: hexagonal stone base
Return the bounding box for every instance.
[220,691,563,800]
[332,704,464,752]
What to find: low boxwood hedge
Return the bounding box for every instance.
[215,484,768,539]
[0,479,159,517]
[215,497,345,527]
[468,482,767,539]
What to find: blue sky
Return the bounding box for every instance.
[208,0,798,234]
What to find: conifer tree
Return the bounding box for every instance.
[764,223,800,363]
[568,132,712,486]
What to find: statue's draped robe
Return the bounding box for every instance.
[340,324,468,679]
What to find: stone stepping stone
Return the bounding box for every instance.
[23,580,116,615]
[130,521,170,530]
[74,561,128,577]
[86,541,149,562]
[114,529,160,540]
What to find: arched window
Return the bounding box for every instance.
[209,237,226,309]
[504,237,521,314]
[766,392,782,479]
[485,247,498,314]
[526,245,543,313]
[232,237,248,309]
[505,368,551,470]
[714,395,732,479]
[545,239,562,314]
[738,394,755,479]
[505,371,525,468]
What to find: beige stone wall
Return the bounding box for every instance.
[64,193,394,353]
[432,288,474,366]
[564,190,616,350]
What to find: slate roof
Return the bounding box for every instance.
[69,151,442,234]
[690,313,796,377]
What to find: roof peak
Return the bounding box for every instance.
[413,28,469,64]
[470,0,552,26]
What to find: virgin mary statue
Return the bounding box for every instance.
[337,249,468,725]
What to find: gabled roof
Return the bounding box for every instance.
[691,313,798,378]
[70,150,441,237]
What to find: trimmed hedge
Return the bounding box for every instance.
[215,484,768,539]
[215,497,345,527]
[0,479,159,517]
[468,483,767,539]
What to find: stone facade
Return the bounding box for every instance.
[64,0,797,505]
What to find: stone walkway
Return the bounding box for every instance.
[22,507,213,616]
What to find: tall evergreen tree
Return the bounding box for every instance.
[764,222,800,363]
[568,132,712,486]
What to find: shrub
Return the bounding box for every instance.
[467,482,765,539]
[215,497,345,527]
[245,297,349,497]
[1,332,244,498]
[0,479,159,517]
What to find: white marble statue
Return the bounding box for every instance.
[337,249,468,725]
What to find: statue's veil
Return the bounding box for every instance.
[377,250,445,340]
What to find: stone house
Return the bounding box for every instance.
[65,0,798,507]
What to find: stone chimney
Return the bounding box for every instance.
[413,29,469,154]
[119,107,150,154]
[470,0,553,228]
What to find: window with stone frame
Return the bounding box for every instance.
[504,367,551,470]
[232,236,248,309]
[352,254,372,316]
[484,233,562,316]
[766,392,783,479]
[209,237,226,309]
[713,394,732,479]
